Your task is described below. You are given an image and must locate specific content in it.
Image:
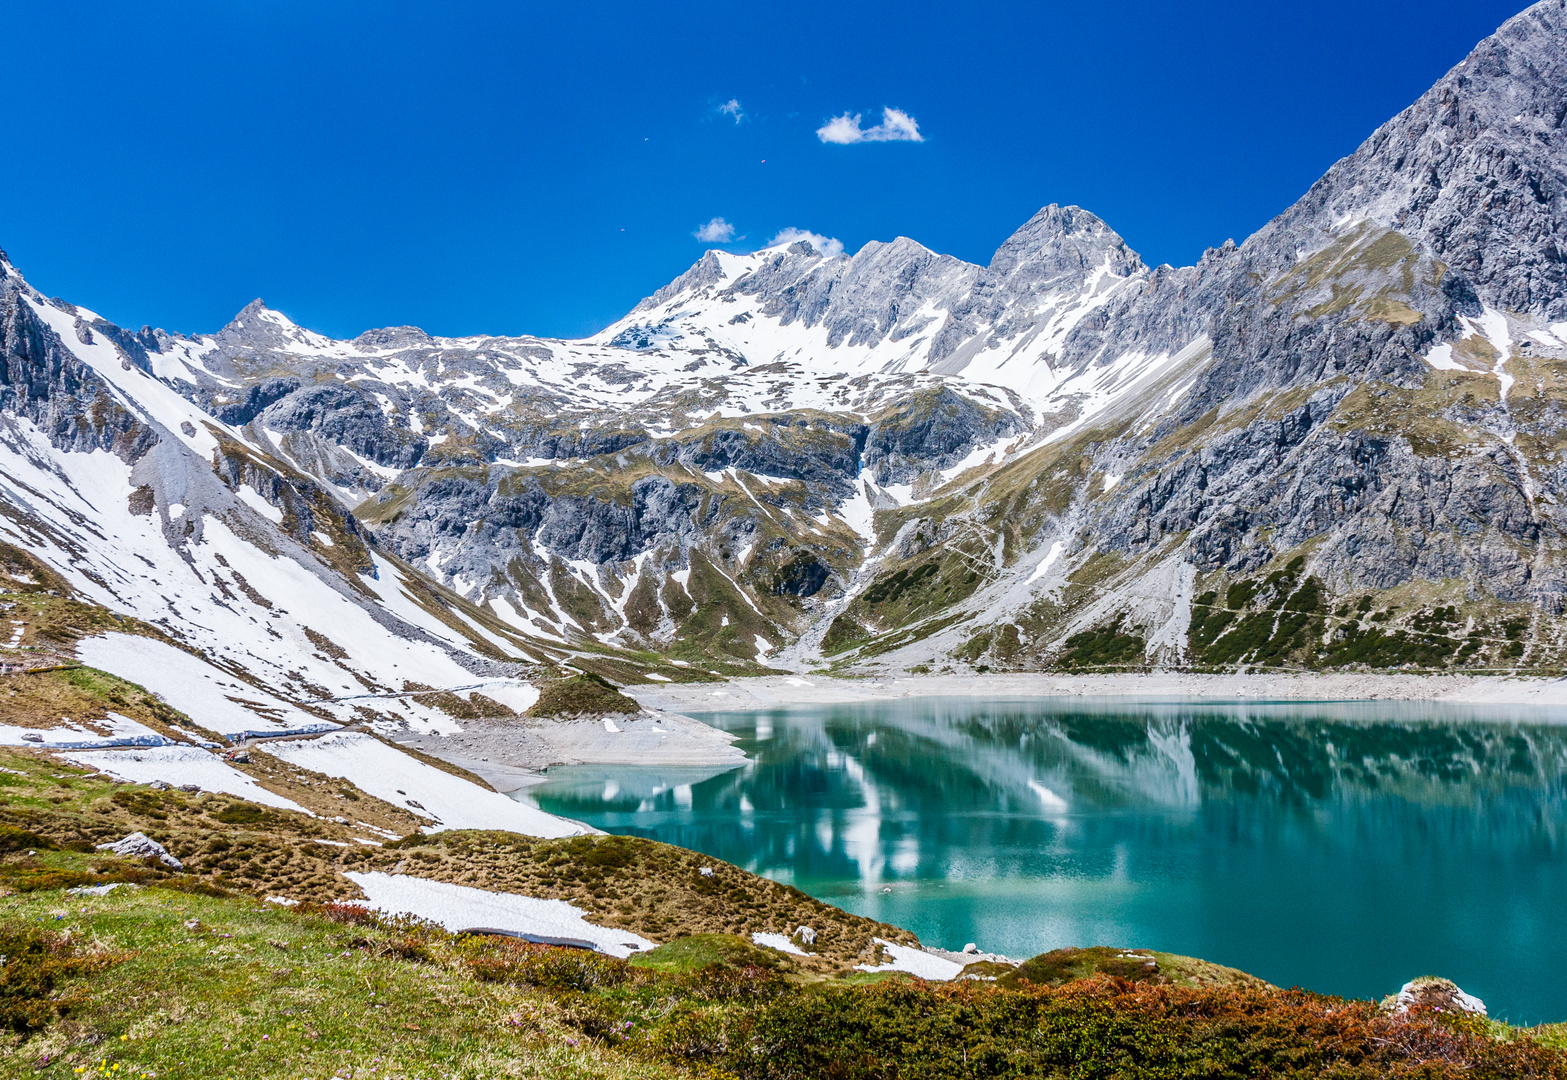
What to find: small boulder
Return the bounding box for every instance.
[699,866,715,878]
[149,780,170,791]
[178,783,201,794]
[962,942,979,955]
[793,926,817,947]
[1393,977,1487,1016]
[95,831,183,869]
[20,732,42,742]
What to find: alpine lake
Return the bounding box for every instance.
[518,696,1567,1024]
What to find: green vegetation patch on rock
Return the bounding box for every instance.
[527,672,642,718]
[1057,618,1147,670]
[821,614,871,655]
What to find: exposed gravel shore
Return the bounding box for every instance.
[629,671,1567,713]
[392,709,745,793]
[402,671,1567,793]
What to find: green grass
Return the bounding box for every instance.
[0,886,675,1080]
[3,862,1566,1079]
[628,934,786,975]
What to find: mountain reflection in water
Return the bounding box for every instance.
[522,696,1567,1024]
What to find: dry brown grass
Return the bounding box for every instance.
[344,831,915,974]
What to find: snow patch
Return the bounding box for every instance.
[1025,541,1066,587]
[855,938,965,981]
[751,932,807,956]
[1424,343,1471,372]
[61,745,307,812]
[346,871,654,957]
[265,731,588,837]
[236,485,283,524]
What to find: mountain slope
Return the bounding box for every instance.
[4,1,1567,679]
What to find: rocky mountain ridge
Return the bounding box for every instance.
[4,0,1567,680]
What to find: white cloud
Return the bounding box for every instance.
[816,106,924,145]
[718,98,744,123]
[695,217,737,243]
[766,228,844,257]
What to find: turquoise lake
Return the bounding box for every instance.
[521,696,1567,1025]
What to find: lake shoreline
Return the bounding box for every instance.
[631,670,1567,713]
[401,670,1567,794]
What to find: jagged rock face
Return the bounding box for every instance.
[1055,0,1567,625]
[264,383,429,470]
[0,282,152,460]
[3,2,1567,676]
[1266,0,1567,318]
[0,251,566,739]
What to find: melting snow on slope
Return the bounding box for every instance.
[0,710,174,749]
[1425,307,1515,399]
[264,731,589,837]
[1424,344,1471,372]
[1025,541,1066,587]
[0,420,480,732]
[79,634,332,737]
[62,745,307,812]
[23,297,227,460]
[751,932,808,956]
[855,938,965,981]
[345,871,654,957]
[235,485,283,523]
[1473,308,1514,401]
[473,681,540,713]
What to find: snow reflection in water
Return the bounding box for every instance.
[522,696,1567,1024]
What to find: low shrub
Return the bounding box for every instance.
[1001,946,1163,988]
[653,979,1567,1080]
[0,924,119,1030]
[466,939,639,993]
[0,825,56,853]
[308,901,376,925]
[0,867,105,893]
[213,803,268,824]
[630,933,787,976]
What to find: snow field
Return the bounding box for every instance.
[0,710,171,750]
[60,744,308,812]
[263,731,590,837]
[79,634,332,737]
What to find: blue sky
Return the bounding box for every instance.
[0,0,1527,340]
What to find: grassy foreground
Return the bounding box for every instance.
[3,715,1567,1078]
[4,880,1567,1080]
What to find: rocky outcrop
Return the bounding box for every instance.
[0,268,155,461]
